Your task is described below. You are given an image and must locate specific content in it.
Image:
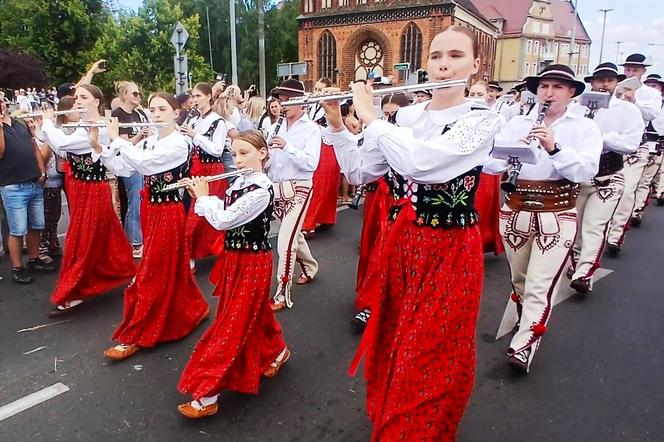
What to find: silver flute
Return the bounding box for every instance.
[160,168,254,192]
[18,109,88,119]
[280,79,469,107]
[61,122,170,129]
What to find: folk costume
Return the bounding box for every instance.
[96,131,209,359]
[607,55,662,253]
[326,99,502,441]
[567,64,644,294]
[178,171,288,418]
[39,120,135,314]
[267,80,321,310]
[185,110,232,261]
[484,65,603,372]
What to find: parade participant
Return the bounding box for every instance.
[322,26,502,440]
[502,80,534,121]
[177,130,289,419]
[487,80,503,108]
[258,97,281,135]
[90,92,209,361]
[111,81,148,259]
[307,77,332,125]
[267,79,320,311]
[180,82,232,268]
[630,74,664,223]
[484,64,602,373]
[467,80,490,104]
[649,76,664,205]
[567,63,644,295]
[606,54,662,255]
[35,84,135,317]
[380,92,410,123]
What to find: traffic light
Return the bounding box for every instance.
[417,69,428,84]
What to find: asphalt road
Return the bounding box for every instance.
[1,202,663,442]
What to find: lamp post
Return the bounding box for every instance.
[615,41,624,64]
[598,8,613,62]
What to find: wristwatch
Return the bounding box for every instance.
[548,143,561,155]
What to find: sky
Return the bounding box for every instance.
[113,0,664,76]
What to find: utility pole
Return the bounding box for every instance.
[230,0,238,85]
[568,0,578,72]
[258,0,266,97]
[615,41,624,64]
[205,3,213,72]
[598,8,613,62]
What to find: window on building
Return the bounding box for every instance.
[580,65,586,75]
[571,64,577,74]
[527,40,533,55]
[340,0,348,5]
[321,0,331,8]
[357,0,367,4]
[534,40,540,55]
[304,0,314,13]
[553,42,559,55]
[542,23,550,34]
[400,22,423,72]
[525,62,530,76]
[318,31,337,81]
[575,44,580,53]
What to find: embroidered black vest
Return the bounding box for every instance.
[144,159,190,204]
[67,152,107,181]
[224,184,273,251]
[195,118,223,163]
[385,167,482,229]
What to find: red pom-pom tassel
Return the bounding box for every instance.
[280,275,289,284]
[510,292,520,303]
[531,323,547,336]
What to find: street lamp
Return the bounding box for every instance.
[598,8,613,62]
[615,41,624,64]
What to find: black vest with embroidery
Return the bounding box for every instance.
[67,152,107,182]
[144,159,191,204]
[224,185,273,251]
[385,167,482,229]
[195,118,223,163]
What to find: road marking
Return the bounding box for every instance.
[495,267,614,340]
[0,383,70,422]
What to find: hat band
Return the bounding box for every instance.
[277,86,305,94]
[592,67,619,76]
[540,70,577,81]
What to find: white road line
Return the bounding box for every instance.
[495,267,614,340]
[0,383,70,422]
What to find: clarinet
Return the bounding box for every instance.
[181,104,200,127]
[501,101,551,192]
[269,112,285,147]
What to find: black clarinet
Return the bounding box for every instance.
[501,101,551,192]
[269,112,285,147]
[181,104,200,127]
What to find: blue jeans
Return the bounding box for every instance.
[0,180,45,236]
[120,173,143,246]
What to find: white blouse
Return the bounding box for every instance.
[188,111,229,157]
[194,172,273,231]
[323,100,503,185]
[39,119,110,157]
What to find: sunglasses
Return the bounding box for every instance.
[131,91,141,97]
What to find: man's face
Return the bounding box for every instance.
[645,81,663,93]
[537,79,575,113]
[590,76,619,95]
[624,65,646,80]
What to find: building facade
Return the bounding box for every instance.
[297,0,498,89]
[474,0,591,89]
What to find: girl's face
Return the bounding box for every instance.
[468,84,488,99]
[269,100,281,117]
[148,96,177,125]
[427,30,479,98]
[382,102,400,120]
[124,83,141,107]
[232,139,267,172]
[343,112,362,135]
[74,87,100,115]
[191,88,211,111]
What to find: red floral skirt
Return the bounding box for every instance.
[355,179,391,308]
[178,250,286,398]
[51,174,135,305]
[352,205,484,441]
[302,143,340,231]
[186,157,227,260]
[112,196,208,347]
[475,172,504,255]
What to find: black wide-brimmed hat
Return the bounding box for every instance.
[271,79,306,99]
[514,79,527,92]
[620,53,651,67]
[584,62,626,83]
[488,81,503,92]
[524,64,585,97]
[644,74,663,85]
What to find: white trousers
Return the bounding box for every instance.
[499,205,577,367]
[571,174,624,284]
[272,179,318,308]
[607,147,649,246]
[633,153,663,220]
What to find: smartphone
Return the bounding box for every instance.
[99,60,107,70]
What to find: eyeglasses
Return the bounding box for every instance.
[131,91,141,97]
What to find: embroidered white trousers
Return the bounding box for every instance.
[571,174,624,284]
[633,153,663,219]
[272,179,318,308]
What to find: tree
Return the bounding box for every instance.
[0,50,49,89]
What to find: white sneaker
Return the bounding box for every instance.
[132,245,143,259]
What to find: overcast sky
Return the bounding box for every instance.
[114,0,663,76]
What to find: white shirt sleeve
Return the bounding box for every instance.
[549,120,603,181]
[636,86,662,122]
[282,124,321,173]
[323,128,388,185]
[193,187,271,231]
[39,119,91,156]
[602,104,645,154]
[193,119,227,157]
[362,111,503,183]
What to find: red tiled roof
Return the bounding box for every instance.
[471,0,590,42]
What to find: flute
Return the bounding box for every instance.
[160,168,254,192]
[18,109,87,119]
[61,122,170,129]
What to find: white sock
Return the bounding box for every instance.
[191,394,219,409]
[189,259,195,270]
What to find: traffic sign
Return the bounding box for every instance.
[276,62,308,78]
[170,21,189,52]
[394,62,410,71]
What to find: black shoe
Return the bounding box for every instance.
[27,258,56,273]
[658,197,664,206]
[630,217,642,228]
[607,243,621,257]
[12,267,34,284]
[351,309,371,333]
[507,348,531,374]
[570,278,590,295]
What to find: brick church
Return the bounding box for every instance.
[297,0,498,89]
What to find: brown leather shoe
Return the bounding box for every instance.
[270,300,286,312]
[263,348,291,378]
[177,402,219,419]
[104,344,141,361]
[296,275,313,285]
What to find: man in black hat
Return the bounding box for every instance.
[266,79,321,311]
[607,54,662,252]
[483,64,603,373]
[567,63,644,295]
[501,79,534,122]
[486,80,503,109]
